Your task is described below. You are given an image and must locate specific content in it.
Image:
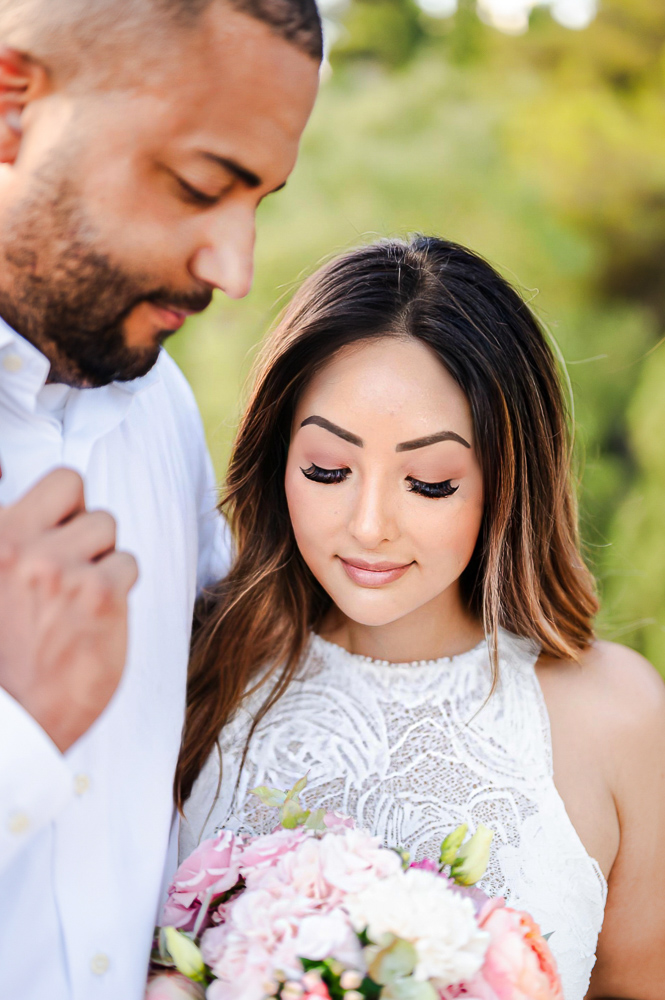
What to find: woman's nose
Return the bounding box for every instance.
[347,477,399,550]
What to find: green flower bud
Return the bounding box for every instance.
[450,824,493,886]
[439,824,468,866]
[162,927,206,983]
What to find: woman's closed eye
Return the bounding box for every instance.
[300,464,459,499]
[301,463,350,484]
[406,476,459,499]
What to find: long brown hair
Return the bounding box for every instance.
[175,236,598,808]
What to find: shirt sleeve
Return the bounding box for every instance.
[0,688,74,871]
[157,349,234,593]
[196,447,234,594]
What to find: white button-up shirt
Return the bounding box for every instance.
[0,319,231,999]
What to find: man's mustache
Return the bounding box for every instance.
[94,285,215,336]
[146,287,215,315]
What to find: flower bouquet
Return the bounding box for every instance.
[147,778,563,1000]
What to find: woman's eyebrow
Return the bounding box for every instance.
[396,431,471,452]
[300,415,363,447]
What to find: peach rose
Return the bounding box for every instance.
[463,899,563,1000]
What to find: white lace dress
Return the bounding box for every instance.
[181,629,607,1000]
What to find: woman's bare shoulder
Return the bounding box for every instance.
[538,638,665,738]
[568,643,665,997]
[537,639,665,886]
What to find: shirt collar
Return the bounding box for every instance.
[0,315,162,414]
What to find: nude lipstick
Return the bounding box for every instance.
[339,557,413,588]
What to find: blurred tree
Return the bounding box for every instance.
[604,341,665,663]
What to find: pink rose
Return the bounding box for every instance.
[323,812,355,832]
[317,828,402,896]
[162,830,243,932]
[410,858,439,874]
[201,884,317,993]
[456,899,563,1000]
[248,827,402,907]
[301,971,332,999]
[240,826,308,878]
[294,910,363,968]
[145,972,206,1000]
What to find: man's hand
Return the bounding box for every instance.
[0,468,138,752]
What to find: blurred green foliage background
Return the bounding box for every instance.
[168,0,665,671]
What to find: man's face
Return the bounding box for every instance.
[0,6,319,386]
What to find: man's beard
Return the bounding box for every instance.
[0,167,213,388]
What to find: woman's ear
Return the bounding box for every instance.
[0,47,49,164]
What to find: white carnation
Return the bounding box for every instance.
[344,868,489,987]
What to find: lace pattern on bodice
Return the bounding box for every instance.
[181,629,607,1000]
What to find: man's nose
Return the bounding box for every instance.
[189,206,255,300]
[348,476,398,550]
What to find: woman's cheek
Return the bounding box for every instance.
[414,496,482,576]
[449,494,484,570]
[286,476,335,565]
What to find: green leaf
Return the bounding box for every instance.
[368,939,417,985]
[304,807,327,830]
[285,775,309,801]
[280,798,309,828]
[250,785,287,808]
[391,847,411,870]
[380,979,438,1000]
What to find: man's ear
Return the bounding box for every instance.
[0,47,50,165]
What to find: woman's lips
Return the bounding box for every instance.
[339,557,413,588]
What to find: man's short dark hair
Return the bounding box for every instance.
[166,0,323,60]
[0,0,323,86]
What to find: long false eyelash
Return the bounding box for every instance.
[300,465,458,499]
[300,463,350,484]
[406,477,459,499]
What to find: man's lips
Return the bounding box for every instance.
[148,304,197,331]
[339,556,413,588]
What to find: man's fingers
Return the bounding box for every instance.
[0,468,85,544]
[39,509,118,566]
[87,550,139,608]
[99,550,139,597]
[62,550,138,616]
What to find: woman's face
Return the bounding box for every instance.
[285,336,485,628]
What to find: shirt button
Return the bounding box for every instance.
[74,773,91,796]
[2,353,23,373]
[7,812,30,835]
[90,953,110,975]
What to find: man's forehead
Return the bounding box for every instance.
[162,11,319,181]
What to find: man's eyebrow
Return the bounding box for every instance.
[200,152,263,189]
[300,415,363,448]
[396,430,471,452]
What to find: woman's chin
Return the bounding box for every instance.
[329,592,418,629]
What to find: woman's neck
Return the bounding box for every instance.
[319,585,484,664]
